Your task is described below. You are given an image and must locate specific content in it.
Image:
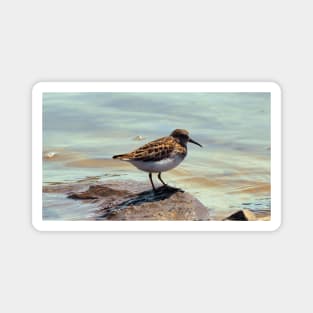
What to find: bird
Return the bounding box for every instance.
[112,129,202,191]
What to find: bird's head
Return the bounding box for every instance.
[170,129,202,147]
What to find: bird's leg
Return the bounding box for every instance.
[158,172,167,186]
[149,172,156,191]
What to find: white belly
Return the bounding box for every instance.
[129,154,185,173]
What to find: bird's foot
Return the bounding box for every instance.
[155,184,183,193]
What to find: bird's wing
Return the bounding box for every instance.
[123,136,185,162]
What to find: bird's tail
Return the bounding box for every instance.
[112,154,130,160]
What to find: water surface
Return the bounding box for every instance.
[43,92,271,220]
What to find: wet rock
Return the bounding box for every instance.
[68,185,131,200]
[224,209,257,221]
[67,181,210,221]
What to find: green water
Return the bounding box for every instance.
[43,92,271,220]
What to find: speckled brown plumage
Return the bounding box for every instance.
[113,136,187,162]
[112,129,202,191]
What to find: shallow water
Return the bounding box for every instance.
[43,92,271,220]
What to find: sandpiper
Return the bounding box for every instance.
[112,129,202,191]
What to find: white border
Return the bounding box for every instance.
[32,82,281,231]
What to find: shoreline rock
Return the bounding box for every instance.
[224,209,257,221]
[43,179,270,221]
[223,209,270,221]
[44,180,211,221]
[69,183,211,221]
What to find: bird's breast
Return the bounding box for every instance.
[130,154,186,173]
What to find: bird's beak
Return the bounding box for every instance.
[189,138,202,147]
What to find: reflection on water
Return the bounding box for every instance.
[43,92,271,220]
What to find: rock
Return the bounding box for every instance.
[67,181,210,221]
[224,209,257,221]
[68,185,131,200]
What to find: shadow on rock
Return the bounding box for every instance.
[97,185,209,221]
[66,181,209,220]
[110,185,184,210]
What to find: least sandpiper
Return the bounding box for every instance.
[112,129,202,191]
